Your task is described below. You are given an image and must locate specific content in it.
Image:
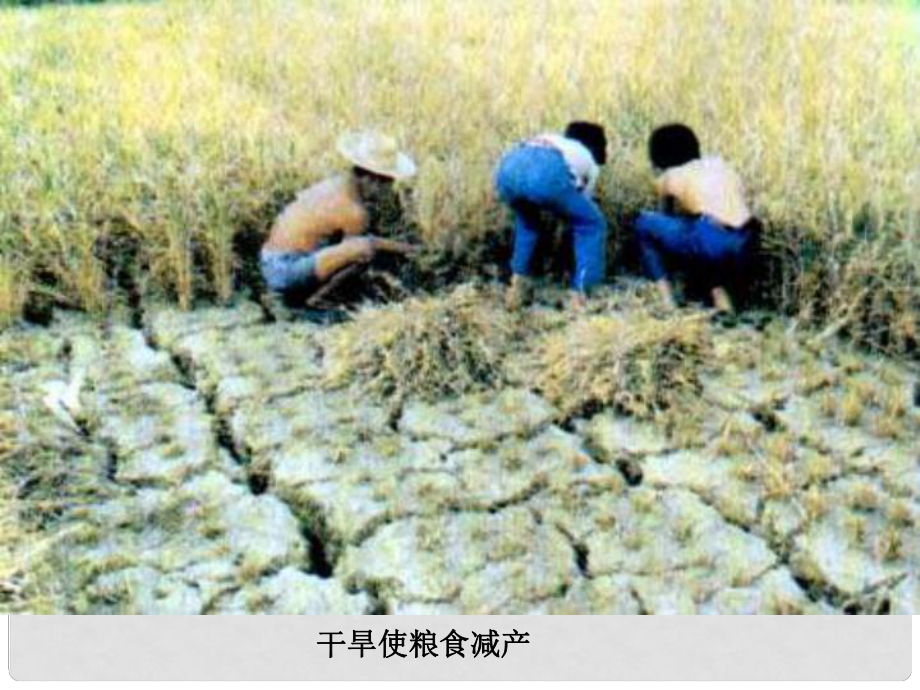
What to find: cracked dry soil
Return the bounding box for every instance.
[1,292,918,615]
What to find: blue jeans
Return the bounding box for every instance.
[260,249,320,294]
[495,145,607,292]
[635,212,756,285]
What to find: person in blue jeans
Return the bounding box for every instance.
[494,121,609,310]
[635,123,761,313]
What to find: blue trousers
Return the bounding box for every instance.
[260,249,320,294]
[635,211,756,285]
[495,145,607,292]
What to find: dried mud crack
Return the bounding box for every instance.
[1,286,918,614]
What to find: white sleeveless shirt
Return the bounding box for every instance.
[529,133,600,196]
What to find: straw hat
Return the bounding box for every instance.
[336,130,417,180]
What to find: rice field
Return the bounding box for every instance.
[0,0,918,352]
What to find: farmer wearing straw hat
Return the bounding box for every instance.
[261,130,419,303]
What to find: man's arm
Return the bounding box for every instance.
[313,237,375,282]
[338,199,419,255]
[313,236,418,282]
[654,171,682,215]
[658,195,678,215]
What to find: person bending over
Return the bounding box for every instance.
[494,121,609,310]
[635,123,761,313]
[261,131,419,306]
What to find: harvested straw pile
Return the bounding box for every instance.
[323,285,519,400]
[536,311,710,419]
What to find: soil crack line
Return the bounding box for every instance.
[554,523,591,579]
[140,318,269,495]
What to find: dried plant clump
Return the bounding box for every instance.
[323,284,520,400]
[0,488,59,614]
[802,486,830,523]
[875,527,903,563]
[821,241,919,358]
[535,311,710,419]
[839,389,864,427]
[761,460,796,501]
[0,492,27,611]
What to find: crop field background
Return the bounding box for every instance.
[0,0,918,353]
[1,0,920,616]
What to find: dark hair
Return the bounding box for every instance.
[352,165,395,184]
[648,123,701,170]
[565,121,607,166]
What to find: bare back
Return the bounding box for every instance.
[655,156,752,229]
[263,175,370,253]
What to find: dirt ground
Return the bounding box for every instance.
[1,284,917,615]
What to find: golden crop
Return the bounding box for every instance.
[0,0,918,349]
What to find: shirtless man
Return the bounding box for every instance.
[260,131,418,304]
[635,123,761,313]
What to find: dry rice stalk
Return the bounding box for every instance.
[323,284,519,400]
[536,310,710,419]
[0,260,28,330]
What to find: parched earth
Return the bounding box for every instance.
[1,292,918,615]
